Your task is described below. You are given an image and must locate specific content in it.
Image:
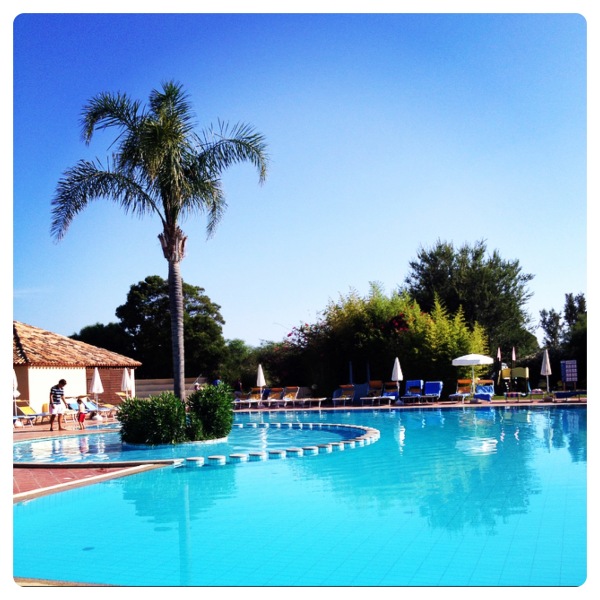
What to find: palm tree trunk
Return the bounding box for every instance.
[168,260,186,399]
[160,226,187,400]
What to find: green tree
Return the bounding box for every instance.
[539,308,563,349]
[402,239,536,355]
[115,275,226,379]
[220,339,257,389]
[537,293,587,388]
[563,292,586,331]
[70,322,133,357]
[51,81,268,398]
[264,283,488,395]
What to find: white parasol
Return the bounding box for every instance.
[257,364,266,399]
[89,367,104,420]
[121,368,132,398]
[129,369,136,398]
[391,357,403,393]
[541,349,552,393]
[13,369,20,418]
[452,354,494,393]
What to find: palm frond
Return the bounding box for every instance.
[50,159,160,241]
[198,120,269,183]
[80,91,142,145]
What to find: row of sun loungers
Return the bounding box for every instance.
[330,380,444,406]
[233,386,327,410]
[13,397,118,427]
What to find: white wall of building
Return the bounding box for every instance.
[23,367,87,413]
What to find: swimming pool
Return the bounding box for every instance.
[13,406,586,586]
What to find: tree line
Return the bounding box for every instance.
[71,240,587,396]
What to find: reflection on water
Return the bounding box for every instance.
[455,436,498,455]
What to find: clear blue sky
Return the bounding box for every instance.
[11,10,590,349]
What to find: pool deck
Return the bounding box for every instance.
[13,396,586,499]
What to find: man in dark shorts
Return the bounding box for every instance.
[49,379,68,431]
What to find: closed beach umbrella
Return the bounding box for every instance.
[257,363,266,393]
[391,357,403,392]
[452,354,494,393]
[541,349,552,392]
[89,367,104,399]
[495,347,503,386]
[89,367,104,420]
[121,368,132,398]
[129,369,136,398]
[13,369,20,416]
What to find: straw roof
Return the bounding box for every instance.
[13,321,141,368]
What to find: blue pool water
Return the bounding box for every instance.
[13,418,361,464]
[13,406,586,586]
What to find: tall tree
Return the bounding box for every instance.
[563,292,586,330]
[401,239,536,354]
[51,81,268,398]
[70,322,133,357]
[539,308,563,349]
[115,275,226,379]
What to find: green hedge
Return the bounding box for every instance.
[186,383,234,439]
[117,384,233,445]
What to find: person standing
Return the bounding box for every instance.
[233,378,244,401]
[49,379,68,431]
[77,397,87,430]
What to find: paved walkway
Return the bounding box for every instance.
[12,416,147,499]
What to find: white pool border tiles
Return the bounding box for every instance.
[187,422,380,468]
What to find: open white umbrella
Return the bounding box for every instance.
[391,357,403,393]
[452,354,494,393]
[89,367,105,420]
[541,349,552,393]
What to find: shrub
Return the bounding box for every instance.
[118,392,188,445]
[187,383,234,440]
[117,386,234,445]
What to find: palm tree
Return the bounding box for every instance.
[51,81,268,399]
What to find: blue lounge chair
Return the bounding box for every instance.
[84,400,113,418]
[13,413,36,427]
[472,380,495,403]
[422,381,443,403]
[401,380,424,404]
[382,381,401,404]
[360,380,384,406]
